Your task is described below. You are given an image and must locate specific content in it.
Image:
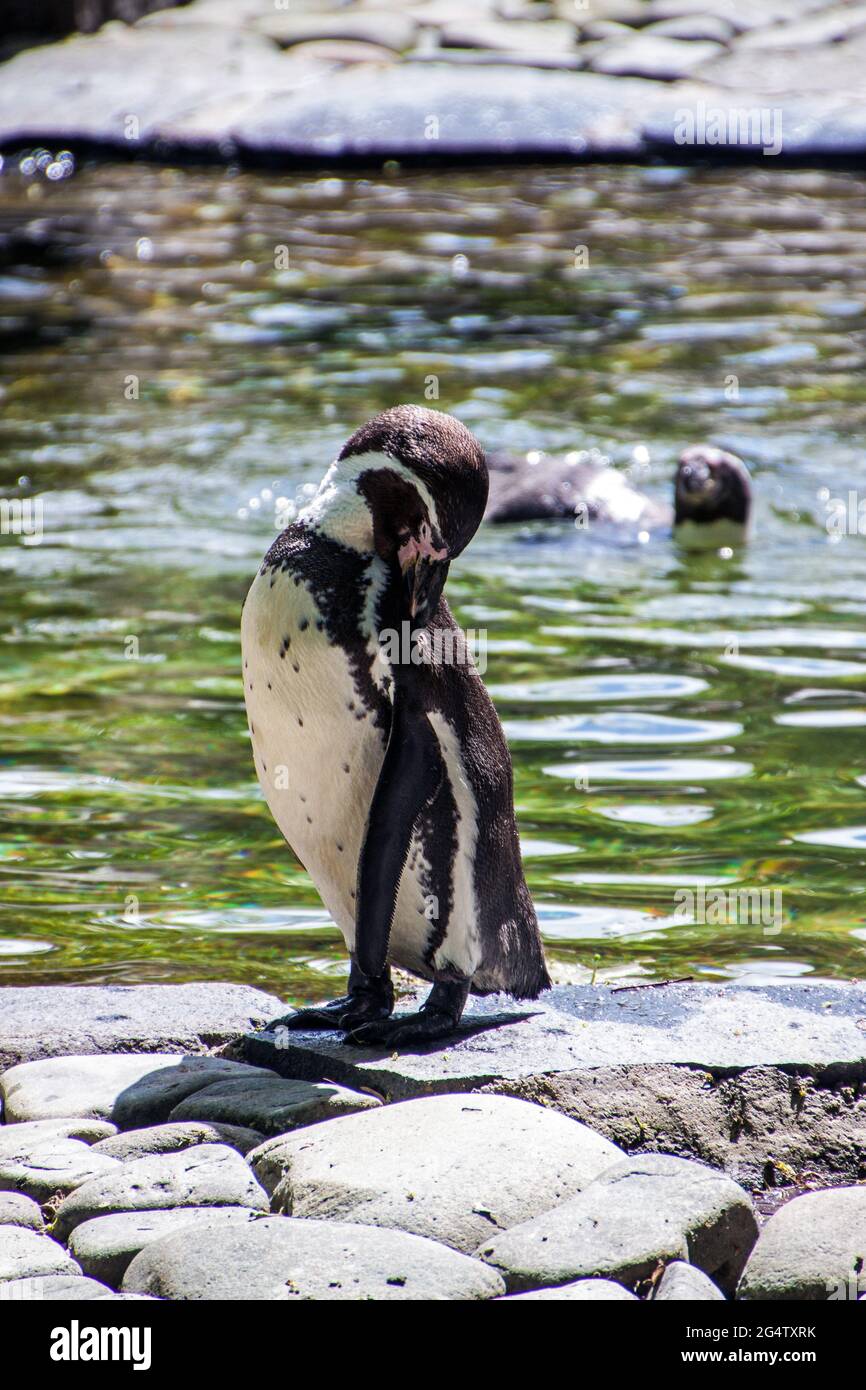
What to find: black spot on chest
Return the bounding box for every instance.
[262,524,391,732]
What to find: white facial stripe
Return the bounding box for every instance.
[298,450,441,554]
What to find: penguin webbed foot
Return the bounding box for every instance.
[264,966,394,1033]
[344,979,469,1049]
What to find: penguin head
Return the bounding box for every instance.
[338,405,489,625]
[674,446,752,539]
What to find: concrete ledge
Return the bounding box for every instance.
[241,983,866,1189]
[0,983,285,1069]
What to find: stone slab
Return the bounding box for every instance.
[232,66,653,159]
[0,983,286,1068]
[243,982,866,1188]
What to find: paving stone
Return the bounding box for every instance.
[111,1057,278,1129]
[253,1093,622,1252]
[0,1052,272,1130]
[476,1153,757,1293]
[499,1277,639,1300]
[233,66,660,158]
[0,1139,121,1203]
[0,1192,43,1231]
[53,1143,269,1241]
[92,1121,264,1161]
[0,1274,114,1300]
[0,1118,117,1159]
[644,14,735,41]
[0,26,296,153]
[256,9,419,51]
[168,1075,381,1136]
[694,33,866,96]
[0,1227,80,1282]
[69,1206,268,1288]
[245,982,866,1188]
[123,1215,506,1300]
[738,1187,866,1301]
[655,1259,726,1300]
[590,34,725,79]
[0,982,285,1068]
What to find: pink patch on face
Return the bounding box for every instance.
[398,527,448,570]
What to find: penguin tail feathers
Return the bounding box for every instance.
[471,914,551,1000]
[507,955,552,1001]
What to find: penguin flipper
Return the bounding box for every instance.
[354,688,443,979]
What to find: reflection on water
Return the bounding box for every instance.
[0,160,865,998]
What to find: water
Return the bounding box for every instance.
[1,159,865,1001]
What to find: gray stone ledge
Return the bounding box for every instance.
[0,983,285,1069]
[242,982,866,1188]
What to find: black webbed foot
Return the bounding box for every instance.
[344,979,469,1049]
[263,961,394,1034]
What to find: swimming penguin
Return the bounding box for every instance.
[485,443,751,547]
[673,445,752,550]
[241,405,550,1046]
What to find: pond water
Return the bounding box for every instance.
[1,159,865,1000]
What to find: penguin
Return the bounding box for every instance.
[673,445,752,550]
[241,404,550,1046]
[484,443,751,548]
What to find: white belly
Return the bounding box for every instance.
[240,564,445,976]
[674,517,749,551]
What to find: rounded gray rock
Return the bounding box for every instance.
[53,1143,269,1240]
[0,1052,275,1127]
[592,1154,757,1290]
[738,1187,866,1301]
[69,1206,269,1287]
[0,1274,116,1300]
[499,1278,639,1301]
[0,1227,81,1282]
[255,1093,623,1252]
[0,1139,121,1203]
[110,1057,277,1129]
[0,1118,117,1157]
[654,1260,725,1301]
[123,1216,506,1300]
[0,1192,44,1231]
[168,1075,380,1136]
[589,34,724,79]
[92,1121,264,1161]
[477,1153,756,1293]
[0,1054,186,1123]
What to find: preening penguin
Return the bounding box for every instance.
[241,405,550,1045]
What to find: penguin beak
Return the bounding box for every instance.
[398,530,449,626]
[681,461,714,495]
[402,554,447,624]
